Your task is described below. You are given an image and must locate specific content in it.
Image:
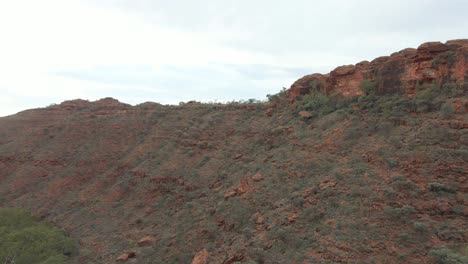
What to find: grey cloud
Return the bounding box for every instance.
[96,0,468,53]
[55,63,306,85]
[54,65,155,86]
[88,0,468,71]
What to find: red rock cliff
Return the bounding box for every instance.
[288,39,468,100]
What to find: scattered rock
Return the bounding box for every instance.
[224,189,237,199]
[234,153,243,160]
[137,236,155,247]
[449,98,468,114]
[224,177,254,199]
[209,178,222,187]
[191,249,209,264]
[144,207,152,216]
[116,251,136,262]
[223,253,245,264]
[455,193,464,204]
[319,179,337,190]
[288,212,299,223]
[266,107,274,116]
[253,213,265,225]
[449,120,468,129]
[251,172,264,181]
[299,111,313,119]
[302,187,315,196]
[237,178,253,194]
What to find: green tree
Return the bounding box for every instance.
[0,208,77,264]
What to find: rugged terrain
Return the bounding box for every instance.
[0,40,467,264]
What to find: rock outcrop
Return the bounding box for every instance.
[288,39,467,100]
[137,236,156,247]
[191,249,209,264]
[116,251,136,262]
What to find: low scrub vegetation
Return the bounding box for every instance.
[430,246,468,264]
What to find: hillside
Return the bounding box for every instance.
[0,40,467,264]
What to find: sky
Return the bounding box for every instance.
[0,0,467,116]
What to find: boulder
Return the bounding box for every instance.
[191,249,209,264]
[253,213,265,225]
[237,178,253,194]
[319,179,337,190]
[288,212,299,223]
[449,121,468,129]
[137,236,156,247]
[224,189,237,199]
[332,65,355,76]
[417,41,448,53]
[116,251,136,262]
[252,172,264,181]
[144,207,153,215]
[266,107,274,116]
[299,111,313,119]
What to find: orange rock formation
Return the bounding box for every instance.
[288,39,467,100]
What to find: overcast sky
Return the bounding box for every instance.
[0,0,466,116]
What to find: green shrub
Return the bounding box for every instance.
[432,57,442,67]
[344,124,362,140]
[413,222,428,233]
[309,80,321,91]
[391,176,416,191]
[383,187,397,199]
[293,89,356,118]
[413,81,442,112]
[421,125,452,145]
[428,183,455,193]
[384,158,398,169]
[383,205,415,222]
[300,91,332,114]
[267,87,288,103]
[0,208,76,264]
[396,232,413,245]
[415,81,440,101]
[359,80,377,96]
[430,246,468,264]
[440,102,455,119]
[432,51,456,67]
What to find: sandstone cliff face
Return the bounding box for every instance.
[288,39,468,100]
